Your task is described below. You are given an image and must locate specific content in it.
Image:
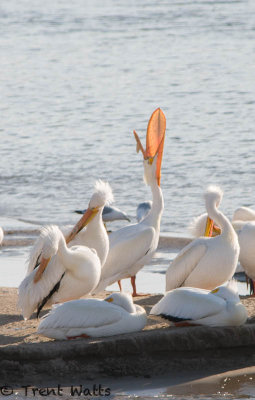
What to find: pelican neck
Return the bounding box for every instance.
[207,203,235,239]
[142,180,164,229]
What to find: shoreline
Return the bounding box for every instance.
[0,216,254,389]
[1,287,255,385]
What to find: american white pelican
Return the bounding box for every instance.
[93,108,166,296]
[166,185,239,291]
[75,205,130,223]
[233,206,255,222]
[232,207,255,292]
[189,203,255,288]
[26,180,113,276]
[37,292,147,340]
[18,225,101,320]
[150,280,247,327]
[136,201,152,223]
[232,220,255,293]
[0,227,3,245]
[19,181,113,320]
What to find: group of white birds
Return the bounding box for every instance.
[11,108,255,340]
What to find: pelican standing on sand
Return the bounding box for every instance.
[232,219,255,293]
[94,108,166,296]
[26,180,113,276]
[151,280,247,327]
[37,292,147,340]
[166,185,239,291]
[190,202,255,292]
[0,227,3,245]
[231,206,255,292]
[19,181,113,319]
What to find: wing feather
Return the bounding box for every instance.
[94,225,155,292]
[26,225,74,275]
[165,238,208,291]
[151,288,225,321]
[38,299,123,332]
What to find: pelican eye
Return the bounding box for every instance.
[105,297,113,303]
[211,288,219,294]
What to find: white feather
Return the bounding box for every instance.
[26,181,112,276]
[151,281,247,327]
[166,185,239,291]
[18,225,101,320]
[204,185,223,209]
[237,221,255,280]
[37,292,147,339]
[93,156,163,294]
[188,213,208,238]
[232,206,255,222]
[90,180,114,208]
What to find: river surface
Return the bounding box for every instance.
[1,0,255,234]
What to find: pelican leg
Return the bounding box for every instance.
[249,278,255,296]
[118,280,122,292]
[67,333,90,340]
[174,321,198,327]
[131,275,149,297]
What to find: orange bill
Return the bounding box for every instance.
[133,130,146,159]
[34,257,51,283]
[146,108,166,158]
[146,108,166,186]
[212,224,221,236]
[66,208,97,244]
[204,217,214,237]
[133,108,166,186]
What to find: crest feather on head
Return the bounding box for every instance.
[204,185,223,208]
[91,180,114,208]
[40,225,62,259]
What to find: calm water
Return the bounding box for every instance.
[1,0,255,235]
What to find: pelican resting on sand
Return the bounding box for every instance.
[75,205,130,223]
[37,292,147,340]
[151,280,247,327]
[166,185,239,291]
[19,181,113,319]
[93,108,166,296]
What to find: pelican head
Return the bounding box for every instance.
[34,225,62,283]
[66,180,114,244]
[104,292,136,313]
[203,185,223,237]
[133,108,166,186]
[204,185,223,211]
[211,280,240,303]
[89,180,114,210]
